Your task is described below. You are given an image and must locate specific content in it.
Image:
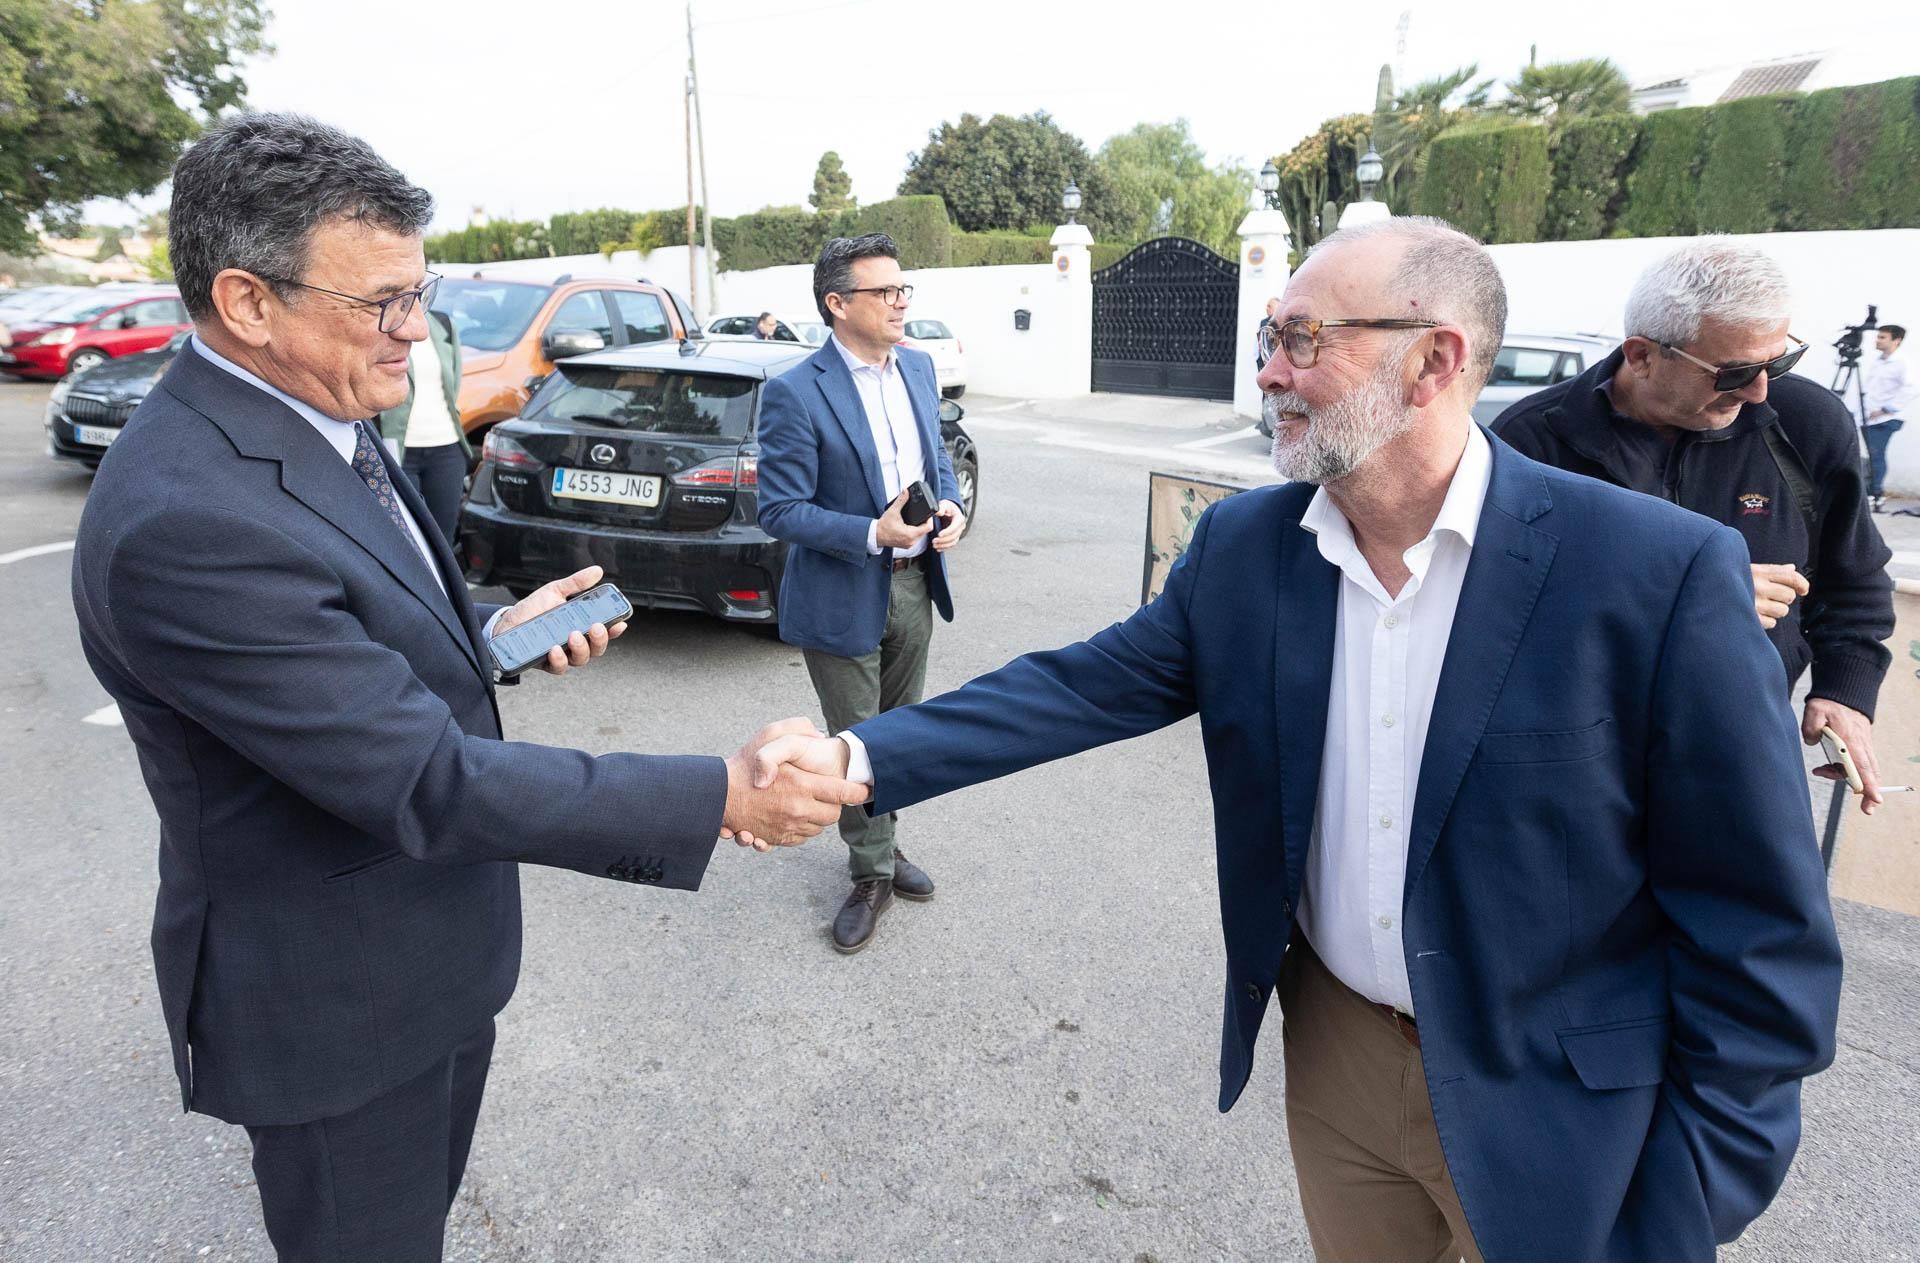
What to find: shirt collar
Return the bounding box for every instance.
[190,334,359,432]
[1299,423,1492,559]
[831,332,895,376]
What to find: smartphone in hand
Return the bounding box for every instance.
[488,582,632,677]
[1818,725,1864,793]
[901,479,938,527]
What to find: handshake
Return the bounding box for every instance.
[720,718,864,851]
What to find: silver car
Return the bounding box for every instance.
[1473,332,1618,426]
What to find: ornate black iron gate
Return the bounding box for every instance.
[1091,237,1240,400]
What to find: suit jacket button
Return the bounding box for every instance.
[607,860,631,880]
[1246,982,1262,1002]
[1281,900,1292,918]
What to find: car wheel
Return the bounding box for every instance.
[954,452,978,537]
[65,349,109,377]
[942,385,966,400]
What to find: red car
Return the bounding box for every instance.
[0,289,189,379]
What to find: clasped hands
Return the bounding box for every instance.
[721,719,865,851]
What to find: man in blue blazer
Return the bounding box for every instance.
[70,114,860,1261]
[749,219,1842,1260]
[758,234,967,953]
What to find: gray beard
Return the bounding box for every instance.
[1267,369,1416,485]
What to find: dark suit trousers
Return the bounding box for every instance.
[246,1019,496,1262]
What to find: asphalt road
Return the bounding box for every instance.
[1,379,1914,1261]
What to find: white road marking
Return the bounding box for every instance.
[1179,425,1264,449]
[0,540,76,565]
[83,703,122,727]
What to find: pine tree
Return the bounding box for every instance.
[809,152,855,214]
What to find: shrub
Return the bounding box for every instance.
[1697,95,1796,233]
[1091,241,1136,271]
[1542,113,1641,240]
[853,195,952,268]
[425,219,550,264]
[1782,77,1920,230]
[1619,106,1710,238]
[951,232,1052,267]
[1415,122,1550,243]
[715,206,834,271]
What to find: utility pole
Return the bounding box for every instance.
[688,3,716,318]
[684,70,698,312]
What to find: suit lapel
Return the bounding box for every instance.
[812,345,887,512]
[378,441,491,679]
[1275,508,1339,888]
[1403,440,1558,900]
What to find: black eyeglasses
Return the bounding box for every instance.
[843,284,914,308]
[1259,316,1439,370]
[1657,334,1808,393]
[260,271,441,334]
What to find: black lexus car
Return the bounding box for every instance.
[44,329,190,468]
[458,338,980,626]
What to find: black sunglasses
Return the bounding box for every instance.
[1658,334,1808,393]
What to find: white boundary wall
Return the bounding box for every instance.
[1487,230,1920,494]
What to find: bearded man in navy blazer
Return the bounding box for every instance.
[70,114,861,1262]
[748,218,1842,1261]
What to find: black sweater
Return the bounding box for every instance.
[1493,349,1893,718]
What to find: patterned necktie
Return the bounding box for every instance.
[351,421,412,539]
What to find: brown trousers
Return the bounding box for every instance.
[1278,940,1486,1263]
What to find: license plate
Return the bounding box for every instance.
[552,466,661,507]
[73,424,120,447]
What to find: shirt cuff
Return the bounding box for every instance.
[483,606,508,640]
[866,520,882,556]
[839,732,874,785]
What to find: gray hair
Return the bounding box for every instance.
[1307,216,1508,397]
[812,233,898,327]
[1624,238,1791,347]
[169,112,434,322]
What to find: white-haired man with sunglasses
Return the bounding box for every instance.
[1495,239,1894,814]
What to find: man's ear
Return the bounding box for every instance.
[1409,325,1470,409]
[208,269,279,350]
[1619,335,1660,376]
[822,292,846,326]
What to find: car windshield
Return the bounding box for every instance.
[530,366,756,438]
[429,279,552,352]
[792,321,828,344]
[39,292,129,324]
[905,320,952,340]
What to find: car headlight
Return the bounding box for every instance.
[37,326,77,346]
[49,378,74,406]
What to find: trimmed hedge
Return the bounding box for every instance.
[1619,107,1710,238]
[951,231,1052,267]
[1543,114,1642,241]
[1415,123,1550,244]
[713,206,844,272]
[1782,76,1920,230]
[1091,241,1134,270]
[425,219,550,264]
[853,195,952,268]
[1697,95,1794,233]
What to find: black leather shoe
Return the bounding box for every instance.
[832,878,893,954]
[891,849,936,901]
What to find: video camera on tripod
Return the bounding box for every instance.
[1833,304,1878,368]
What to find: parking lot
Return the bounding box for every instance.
[2,377,1917,1261]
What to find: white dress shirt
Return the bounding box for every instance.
[1295,424,1492,1017]
[831,334,929,559]
[1863,350,1909,425]
[403,335,459,449]
[190,336,448,598]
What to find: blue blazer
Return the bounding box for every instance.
[71,347,727,1126]
[757,340,960,656]
[853,434,1842,1261]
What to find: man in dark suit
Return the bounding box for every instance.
[746,218,1842,1260]
[70,113,862,1262]
[756,234,966,953]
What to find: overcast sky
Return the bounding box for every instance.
[90,0,1920,236]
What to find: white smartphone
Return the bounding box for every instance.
[1817,725,1864,794]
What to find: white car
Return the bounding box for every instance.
[1472,332,1618,426]
[704,313,828,346]
[901,318,966,399]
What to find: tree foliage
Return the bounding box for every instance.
[1095,120,1252,256]
[1502,58,1631,127]
[0,0,269,254]
[1271,113,1373,250]
[808,151,854,215]
[898,111,1119,236]
[1371,65,1495,206]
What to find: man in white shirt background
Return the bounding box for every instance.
[745,217,1841,1261]
[1863,322,1908,511]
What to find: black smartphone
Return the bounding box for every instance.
[901,479,937,527]
[487,581,633,677]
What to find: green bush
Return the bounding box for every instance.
[1091,241,1136,271]
[715,206,837,271]
[1697,95,1796,233]
[1782,77,1920,230]
[1542,113,1641,240]
[951,232,1052,267]
[1619,107,1709,237]
[853,195,952,268]
[425,219,551,264]
[549,209,638,257]
[1415,122,1550,243]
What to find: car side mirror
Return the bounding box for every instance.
[543,329,605,360]
[118,313,139,329]
[938,399,964,424]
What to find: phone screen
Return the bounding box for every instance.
[488,583,632,676]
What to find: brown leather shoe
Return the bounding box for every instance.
[891,849,935,901]
[832,878,893,954]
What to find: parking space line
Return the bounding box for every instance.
[0,540,76,565]
[82,704,122,727]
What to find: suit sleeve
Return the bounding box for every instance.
[855,498,1212,812]
[1646,525,1844,1242]
[756,371,873,564]
[918,356,961,505]
[1799,387,1894,717]
[103,502,725,889]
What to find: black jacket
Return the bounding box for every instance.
[1493,348,1893,718]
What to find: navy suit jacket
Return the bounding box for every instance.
[757,340,959,656]
[853,433,1842,1260]
[71,347,727,1126]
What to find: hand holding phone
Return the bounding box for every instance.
[488,581,633,677]
[900,479,938,527]
[1817,725,1864,794]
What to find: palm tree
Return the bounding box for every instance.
[1373,65,1496,204]
[1502,58,1632,126]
